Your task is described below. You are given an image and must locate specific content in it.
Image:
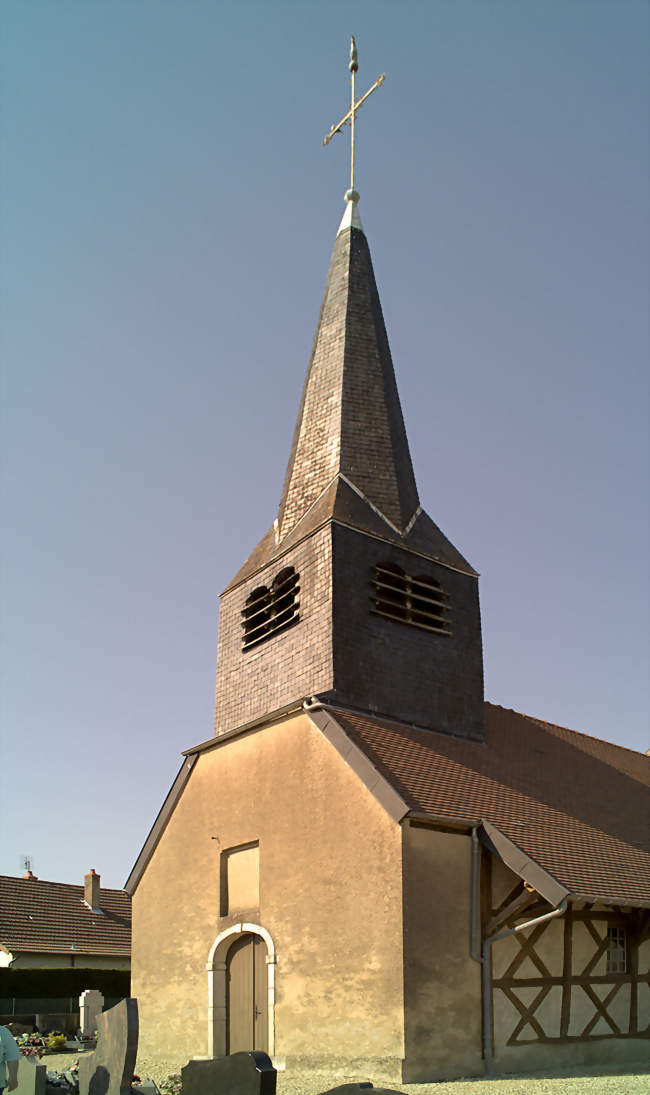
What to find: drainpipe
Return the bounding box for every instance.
[470,826,481,962]
[481,897,568,1073]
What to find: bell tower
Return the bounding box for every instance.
[214,43,485,743]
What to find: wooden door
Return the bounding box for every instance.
[226,934,268,1053]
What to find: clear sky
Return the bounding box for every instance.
[1,1,648,889]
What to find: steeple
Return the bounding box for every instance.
[278,206,419,540]
[228,205,475,588]
[214,42,485,743]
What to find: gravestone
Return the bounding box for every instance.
[79,990,104,1037]
[316,1086,404,1094]
[181,1052,276,1095]
[77,999,138,1095]
[15,1056,46,1095]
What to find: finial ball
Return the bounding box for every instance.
[345,188,360,204]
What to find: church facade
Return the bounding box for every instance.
[127,196,649,1083]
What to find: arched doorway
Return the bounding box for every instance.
[226,933,268,1053]
[206,922,276,1059]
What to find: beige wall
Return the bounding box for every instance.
[401,823,482,1082]
[131,712,404,1077]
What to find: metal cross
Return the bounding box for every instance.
[323,37,385,201]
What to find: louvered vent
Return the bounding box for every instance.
[371,562,451,635]
[242,566,300,650]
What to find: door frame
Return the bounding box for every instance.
[206,922,276,1057]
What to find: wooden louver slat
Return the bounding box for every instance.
[371,562,451,635]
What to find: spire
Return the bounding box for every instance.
[224,203,476,593]
[277,212,419,541]
[276,37,419,544]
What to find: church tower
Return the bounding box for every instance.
[215,48,484,743]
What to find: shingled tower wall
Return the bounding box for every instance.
[215,204,485,742]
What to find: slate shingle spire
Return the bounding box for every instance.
[278,203,419,542]
[228,205,475,587]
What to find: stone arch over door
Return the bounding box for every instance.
[206,923,276,1058]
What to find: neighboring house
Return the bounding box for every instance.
[0,870,131,970]
[127,193,649,1084]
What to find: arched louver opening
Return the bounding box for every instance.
[371,563,451,635]
[242,586,273,650]
[241,567,300,651]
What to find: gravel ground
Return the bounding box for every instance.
[41,1052,650,1095]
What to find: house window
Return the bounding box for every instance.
[241,566,300,650]
[371,562,451,634]
[606,925,627,973]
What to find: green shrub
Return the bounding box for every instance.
[158,1074,182,1095]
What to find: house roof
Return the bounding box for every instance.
[327,702,650,907]
[0,875,131,958]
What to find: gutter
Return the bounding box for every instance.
[470,826,482,962]
[481,898,568,1072]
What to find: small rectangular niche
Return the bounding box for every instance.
[220,841,259,916]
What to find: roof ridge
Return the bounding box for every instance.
[0,874,129,894]
[484,701,648,759]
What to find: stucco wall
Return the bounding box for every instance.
[401,823,482,1082]
[131,712,404,1076]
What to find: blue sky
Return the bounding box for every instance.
[1,1,648,887]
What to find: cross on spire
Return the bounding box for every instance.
[323,36,385,204]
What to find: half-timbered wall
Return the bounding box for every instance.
[485,854,649,1072]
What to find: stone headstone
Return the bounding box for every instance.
[35,1016,67,1034]
[181,1052,276,1095]
[79,990,105,1037]
[317,1087,403,1094]
[15,1056,47,1095]
[77,999,138,1095]
[6,1022,35,1036]
[131,1082,158,1095]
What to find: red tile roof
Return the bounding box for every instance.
[333,703,650,906]
[0,875,131,958]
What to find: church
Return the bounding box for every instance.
[126,51,649,1084]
